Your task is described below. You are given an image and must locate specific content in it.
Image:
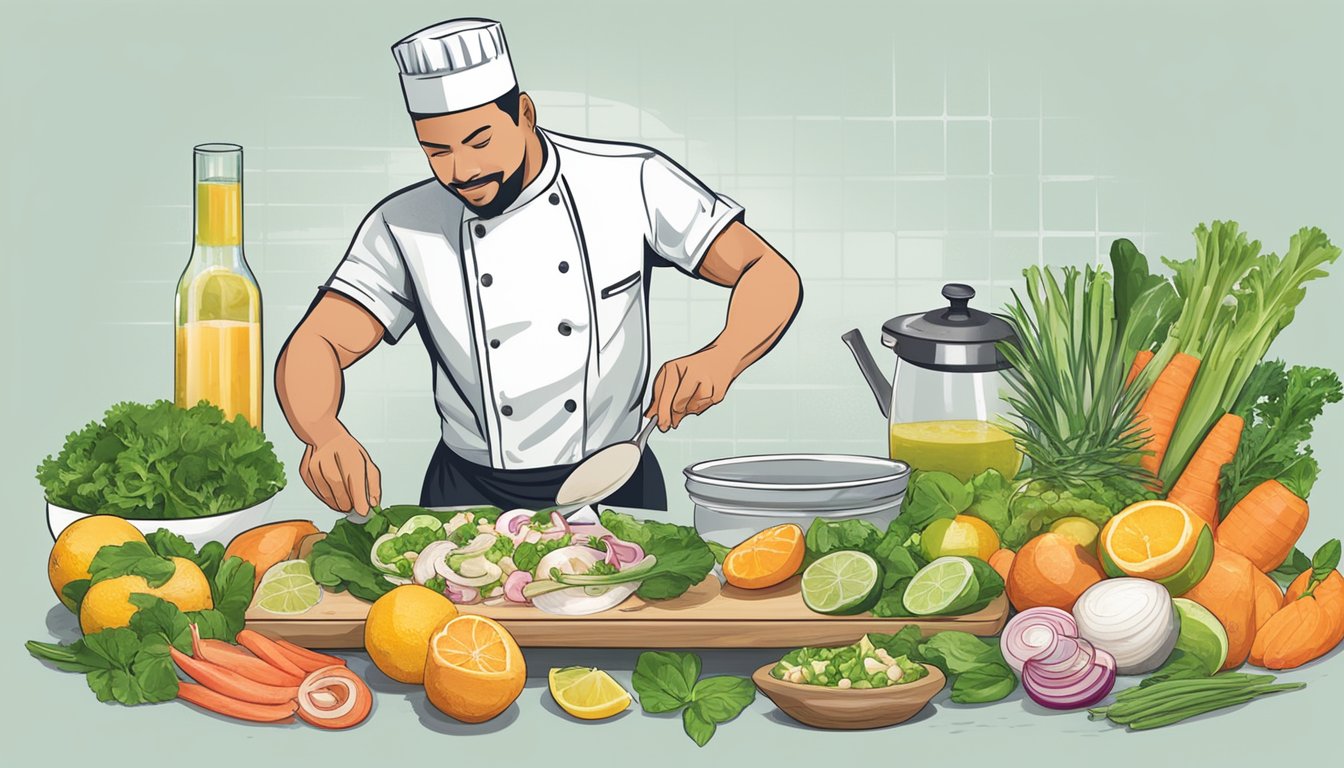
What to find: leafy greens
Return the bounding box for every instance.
[36,400,286,519]
[631,651,755,747]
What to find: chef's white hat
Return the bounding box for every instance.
[391,18,517,115]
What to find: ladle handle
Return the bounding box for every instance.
[635,414,659,449]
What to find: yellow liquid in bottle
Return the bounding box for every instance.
[196,181,241,246]
[889,419,1022,483]
[175,258,261,427]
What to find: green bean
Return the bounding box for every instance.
[1103,684,1289,724]
[1125,684,1305,730]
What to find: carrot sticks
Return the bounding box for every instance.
[191,626,305,687]
[1167,413,1244,531]
[235,629,309,679]
[170,646,299,705]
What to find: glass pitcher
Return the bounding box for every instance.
[843,283,1021,482]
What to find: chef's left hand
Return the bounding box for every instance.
[645,347,740,430]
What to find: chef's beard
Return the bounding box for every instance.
[447,160,527,219]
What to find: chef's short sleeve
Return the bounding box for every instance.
[325,209,416,343]
[640,152,744,276]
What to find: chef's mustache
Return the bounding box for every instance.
[450,172,505,192]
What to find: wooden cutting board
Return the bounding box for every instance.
[245,577,1009,649]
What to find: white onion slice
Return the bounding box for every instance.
[1073,578,1179,675]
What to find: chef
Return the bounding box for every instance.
[276,18,802,515]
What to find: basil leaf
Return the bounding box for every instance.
[682,703,717,747]
[1270,548,1312,589]
[1312,539,1341,579]
[689,676,755,722]
[632,651,700,713]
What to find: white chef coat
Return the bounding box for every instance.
[326,129,744,470]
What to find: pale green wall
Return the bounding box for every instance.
[3,1,1343,761]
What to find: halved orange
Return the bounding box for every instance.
[1099,499,1207,581]
[723,523,806,590]
[424,615,526,723]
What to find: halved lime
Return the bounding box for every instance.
[255,560,322,614]
[902,556,978,616]
[801,551,883,615]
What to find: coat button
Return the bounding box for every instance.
[558,261,569,273]
[564,399,577,413]
[474,223,486,237]
[480,273,493,287]
[489,339,500,349]
[548,192,560,205]
[500,405,513,417]
[558,322,572,336]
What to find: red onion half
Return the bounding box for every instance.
[1022,638,1117,710]
[1001,607,1079,674]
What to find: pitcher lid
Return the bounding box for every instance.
[880,283,1017,372]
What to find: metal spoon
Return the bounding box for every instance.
[555,416,659,513]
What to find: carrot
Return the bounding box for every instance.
[170,646,299,705]
[1251,569,1284,633]
[1285,570,1344,649]
[191,626,305,687]
[270,636,346,672]
[236,629,309,679]
[1134,352,1201,483]
[1166,413,1244,531]
[1215,479,1309,572]
[1249,593,1331,669]
[1126,349,1155,387]
[177,682,297,723]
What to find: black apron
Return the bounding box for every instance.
[420,441,668,511]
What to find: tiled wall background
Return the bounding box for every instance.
[4,0,1343,530]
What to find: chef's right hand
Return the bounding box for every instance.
[299,428,382,516]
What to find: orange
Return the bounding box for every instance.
[1099,499,1205,580]
[1183,545,1257,670]
[424,615,526,723]
[723,524,805,589]
[1005,533,1105,612]
[364,585,459,684]
[988,548,1015,582]
[79,557,213,634]
[48,516,146,611]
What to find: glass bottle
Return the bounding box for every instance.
[174,143,262,428]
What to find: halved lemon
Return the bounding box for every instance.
[1099,499,1213,594]
[424,615,526,723]
[548,666,631,720]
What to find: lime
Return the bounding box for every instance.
[1172,597,1228,675]
[548,666,631,720]
[801,551,883,615]
[255,559,322,614]
[903,556,978,616]
[1049,517,1101,550]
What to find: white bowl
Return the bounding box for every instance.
[47,496,275,549]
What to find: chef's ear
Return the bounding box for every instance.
[518,92,537,130]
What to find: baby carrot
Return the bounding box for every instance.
[170,646,299,705]
[269,636,346,672]
[1135,352,1202,484]
[177,682,297,724]
[236,629,309,679]
[191,626,304,687]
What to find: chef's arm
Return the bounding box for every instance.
[275,292,386,514]
[646,221,802,429]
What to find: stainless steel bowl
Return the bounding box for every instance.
[685,454,910,546]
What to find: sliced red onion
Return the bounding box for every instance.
[601,536,645,568]
[1026,636,1096,682]
[1022,643,1116,710]
[444,583,480,604]
[496,509,534,537]
[551,511,571,533]
[503,570,533,603]
[1001,606,1080,674]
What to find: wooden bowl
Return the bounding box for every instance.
[752,662,945,730]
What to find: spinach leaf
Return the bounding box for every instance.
[599,511,715,600]
[209,556,256,636]
[965,469,1013,536]
[88,541,176,588]
[146,528,227,581]
[901,471,972,531]
[307,510,394,602]
[62,579,91,613]
[690,676,755,721]
[803,518,883,565]
[866,626,924,659]
[949,662,1018,704]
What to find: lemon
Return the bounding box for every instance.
[548,666,631,720]
[364,585,458,684]
[1049,516,1101,550]
[255,560,322,614]
[48,516,146,611]
[920,515,1000,561]
[80,557,213,634]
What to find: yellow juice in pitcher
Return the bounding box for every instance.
[889,419,1021,482]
